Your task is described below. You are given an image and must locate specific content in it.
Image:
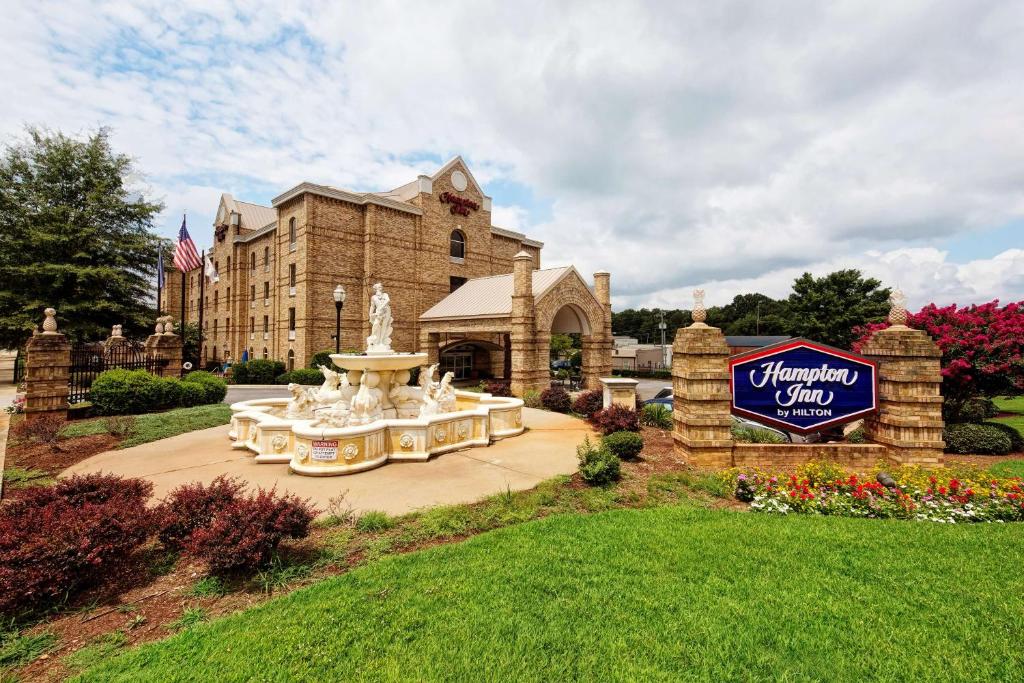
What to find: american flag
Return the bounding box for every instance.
[173,215,201,272]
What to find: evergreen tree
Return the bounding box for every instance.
[0,127,164,347]
[787,269,890,348]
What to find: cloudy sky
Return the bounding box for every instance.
[3,0,1022,310]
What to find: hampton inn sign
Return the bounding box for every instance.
[729,339,879,434]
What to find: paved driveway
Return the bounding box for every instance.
[63,408,594,516]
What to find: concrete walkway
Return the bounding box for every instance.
[63,408,594,516]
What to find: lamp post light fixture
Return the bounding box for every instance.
[658,311,668,368]
[333,284,346,353]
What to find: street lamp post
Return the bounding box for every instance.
[658,311,668,368]
[333,284,346,353]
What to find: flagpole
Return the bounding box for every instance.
[198,248,206,368]
[179,213,187,344]
[156,248,163,317]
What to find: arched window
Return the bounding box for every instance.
[262,347,268,359]
[450,230,466,259]
[287,349,295,371]
[288,217,296,245]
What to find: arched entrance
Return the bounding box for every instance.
[439,339,504,382]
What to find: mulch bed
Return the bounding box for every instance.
[6,434,120,477]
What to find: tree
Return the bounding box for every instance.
[0,127,164,347]
[853,300,1024,407]
[707,293,790,336]
[787,270,890,348]
[550,333,575,358]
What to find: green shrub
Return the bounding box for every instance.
[308,350,342,372]
[182,371,228,403]
[155,376,183,410]
[603,431,644,460]
[90,369,156,415]
[944,423,1013,455]
[948,397,999,423]
[731,425,787,444]
[231,359,285,385]
[984,422,1024,452]
[577,437,620,486]
[276,368,324,385]
[640,403,672,429]
[355,510,396,533]
[846,426,866,443]
[179,381,207,407]
[523,390,542,409]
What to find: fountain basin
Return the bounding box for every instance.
[330,352,428,372]
[229,389,524,476]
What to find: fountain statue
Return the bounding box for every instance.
[228,283,525,475]
[366,282,393,354]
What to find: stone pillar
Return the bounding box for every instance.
[510,251,543,396]
[24,308,70,422]
[671,292,733,467]
[103,324,129,358]
[145,316,185,377]
[420,330,440,366]
[600,377,639,410]
[859,322,945,467]
[583,271,614,389]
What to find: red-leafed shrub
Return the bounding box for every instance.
[10,413,66,450]
[853,300,1024,406]
[155,476,247,551]
[589,404,641,435]
[483,380,512,397]
[571,389,604,417]
[186,488,317,575]
[0,473,154,616]
[541,386,571,413]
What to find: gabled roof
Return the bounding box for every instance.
[420,266,576,320]
[217,194,277,231]
[431,156,490,200]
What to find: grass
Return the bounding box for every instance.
[188,577,227,598]
[64,632,127,673]
[166,608,207,633]
[60,404,231,448]
[993,396,1024,414]
[1,466,55,489]
[0,630,57,670]
[989,459,1024,478]
[75,506,1024,682]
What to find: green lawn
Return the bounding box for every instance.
[993,396,1024,414]
[79,506,1024,682]
[989,459,1024,478]
[61,404,231,449]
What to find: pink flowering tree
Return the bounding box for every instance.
[853,300,1024,409]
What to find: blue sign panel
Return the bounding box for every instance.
[729,340,878,434]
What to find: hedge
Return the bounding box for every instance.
[90,369,227,416]
[944,423,1013,455]
[276,368,325,385]
[231,359,286,385]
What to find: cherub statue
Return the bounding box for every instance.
[285,382,316,419]
[418,364,441,418]
[349,371,384,426]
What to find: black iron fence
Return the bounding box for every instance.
[68,341,166,404]
[13,348,25,384]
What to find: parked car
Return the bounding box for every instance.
[641,389,820,443]
[551,359,572,370]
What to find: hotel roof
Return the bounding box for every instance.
[420,266,576,320]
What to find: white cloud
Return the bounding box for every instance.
[1,0,1022,308]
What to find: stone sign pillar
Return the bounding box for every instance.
[600,377,639,410]
[24,308,70,422]
[859,294,945,466]
[671,291,733,467]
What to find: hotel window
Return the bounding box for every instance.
[250,317,255,334]
[289,264,296,294]
[450,276,467,292]
[213,290,218,312]
[450,230,466,260]
[288,217,296,247]
[250,253,256,270]
[287,349,295,372]
[289,307,296,330]
[213,320,218,336]
[250,284,255,302]
[263,315,269,333]
[262,347,268,359]
[226,317,230,334]
[226,287,230,303]
[226,256,231,272]
[263,282,270,301]
[264,246,270,272]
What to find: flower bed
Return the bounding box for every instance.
[728,462,1024,523]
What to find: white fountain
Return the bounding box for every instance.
[227,284,524,476]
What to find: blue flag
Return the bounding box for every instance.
[157,248,166,289]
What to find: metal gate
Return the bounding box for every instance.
[68,341,167,404]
